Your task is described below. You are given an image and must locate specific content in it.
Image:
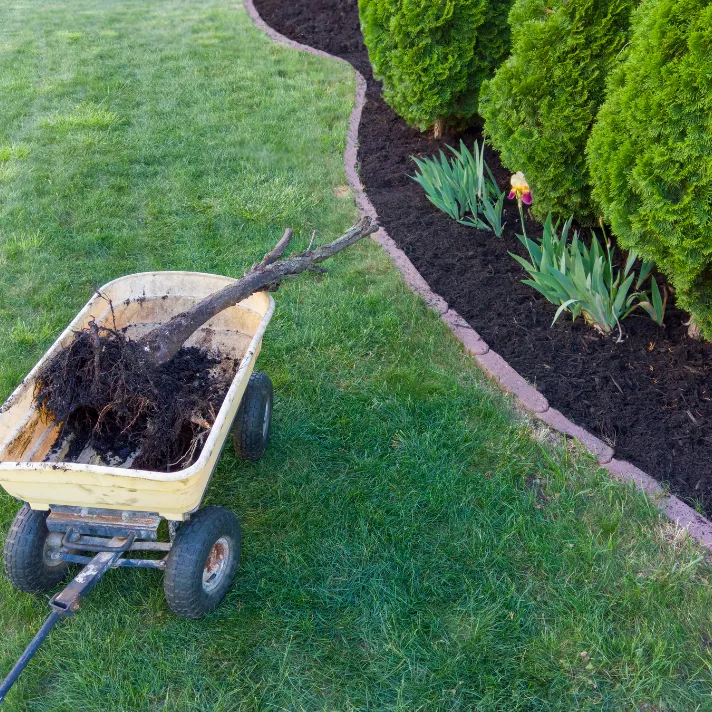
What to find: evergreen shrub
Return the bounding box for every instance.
[587,0,712,336]
[358,0,512,134]
[479,0,636,222]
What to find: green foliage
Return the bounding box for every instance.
[410,141,506,235]
[2,2,712,709]
[358,0,512,132]
[410,150,469,222]
[479,0,636,222]
[587,0,712,337]
[641,277,667,326]
[511,215,665,334]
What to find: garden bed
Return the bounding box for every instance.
[253,0,712,512]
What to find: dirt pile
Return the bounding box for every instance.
[34,327,236,472]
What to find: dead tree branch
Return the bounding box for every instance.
[258,228,293,268]
[137,217,377,365]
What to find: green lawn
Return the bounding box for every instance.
[1,1,712,710]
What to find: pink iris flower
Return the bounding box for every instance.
[508,172,532,205]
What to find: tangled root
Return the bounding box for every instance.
[34,326,236,472]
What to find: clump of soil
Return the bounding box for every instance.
[34,326,237,472]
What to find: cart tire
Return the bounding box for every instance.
[163,506,241,619]
[232,371,272,462]
[3,504,68,593]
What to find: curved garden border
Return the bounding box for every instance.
[243,0,712,551]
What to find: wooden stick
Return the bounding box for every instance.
[137,217,377,365]
[258,228,293,268]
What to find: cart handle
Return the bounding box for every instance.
[0,540,126,704]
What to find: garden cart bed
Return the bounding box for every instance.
[0,271,274,519]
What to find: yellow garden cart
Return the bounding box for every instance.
[0,272,275,702]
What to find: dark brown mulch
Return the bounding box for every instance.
[253,0,712,512]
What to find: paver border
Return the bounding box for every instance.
[243,0,712,552]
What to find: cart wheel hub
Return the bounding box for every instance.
[43,532,65,568]
[203,537,230,592]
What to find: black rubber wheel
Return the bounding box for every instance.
[163,506,241,619]
[3,503,68,593]
[232,371,273,462]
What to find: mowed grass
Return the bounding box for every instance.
[0,1,712,710]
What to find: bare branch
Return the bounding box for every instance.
[137,217,377,365]
[258,228,293,268]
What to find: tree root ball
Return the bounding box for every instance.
[34,326,237,472]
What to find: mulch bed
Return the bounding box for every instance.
[253,0,712,511]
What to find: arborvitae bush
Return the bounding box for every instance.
[479,0,636,222]
[587,0,712,337]
[358,0,512,135]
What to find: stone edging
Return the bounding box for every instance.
[243,0,712,551]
